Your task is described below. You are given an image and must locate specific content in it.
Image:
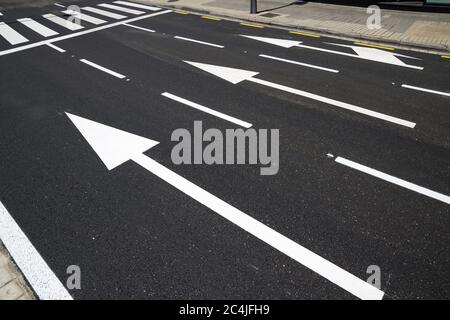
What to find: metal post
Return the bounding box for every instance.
[251,0,257,14]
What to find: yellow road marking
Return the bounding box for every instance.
[442,55,450,59]
[240,22,264,28]
[289,30,320,38]
[174,11,189,15]
[353,42,395,51]
[201,16,221,21]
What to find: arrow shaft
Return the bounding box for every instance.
[132,153,384,300]
[248,77,416,128]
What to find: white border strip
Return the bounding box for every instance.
[0,200,72,300]
[259,54,339,73]
[123,23,155,33]
[46,43,66,53]
[80,59,126,79]
[0,10,172,57]
[162,92,252,128]
[335,157,450,204]
[401,84,450,97]
[174,36,224,48]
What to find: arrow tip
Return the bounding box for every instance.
[66,113,159,170]
[240,35,301,48]
[184,61,259,84]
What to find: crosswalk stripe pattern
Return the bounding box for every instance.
[0,22,29,45]
[113,1,160,11]
[97,3,145,15]
[43,13,84,31]
[18,18,59,37]
[82,6,128,19]
[62,10,108,25]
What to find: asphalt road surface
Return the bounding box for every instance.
[0,0,449,300]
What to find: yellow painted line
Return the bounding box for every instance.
[240,22,264,28]
[174,11,190,15]
[289,31,320,38]
[353,42,395,51]
[201,16,222,21]
[442,55,450,59]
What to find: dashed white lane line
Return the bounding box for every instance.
[123,23,155,33]
[0,10,172,57]
[82,6,127,20]
[0,200,72,300]
[18,18,59,37]
[174,36,224,48]
[46,43,65,52]
[113,1,160,11]
[62,10,107,25]
[54,3,65,8]
[162,92,252,128]
[401,84,450,97]
[43,13,84,31]
[0,22,29,45]
[98,3,145,15]
[80,59,126,79]
[335,157,450,205]
[259,54,339,73]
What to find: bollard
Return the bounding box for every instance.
[251,0,257,14]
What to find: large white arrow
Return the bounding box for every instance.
[66,112,384,300]
[184,61,416,128]
[240,35,423,70]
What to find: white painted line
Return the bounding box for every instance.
[0,200,72,300]
[18,18,59,37]
[113,1,160,11]
[82,6,127,19]
[123,23,155,33]
[335,157,450,204]
[63,10,107,25]
[174,36,224,48]
[54,3,65,8]
[43,13,84,31]
[0,12,3,16]
[0,10,172,57]
[249,77,416,128]
[46,43,65,52]
[0,22,28,45]
[259,54,339,73]
[162,92,252,128]
[80,59,126,79]
[401,84,450,97]
[98,3,145,15]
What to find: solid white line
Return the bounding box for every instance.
[46,43,65,52]
[249,77,416,128]
[54,3,65,8]
[82,6,127,19]
[162,92,252,128]
[18,18,59,37]
[335,157,450,204]
[63,10,107,25]
[132,153,384,300]
[98,3,145,15]
[80,59,126,79]
[401,84,450,97]
[113,1,160,11]
[123,23,155,33]
[0,10,172,57]
[0,22,28,45]
[43,13,84,31]
[259,54,339,73]
[0,200,72,300]
[174,36,224,48]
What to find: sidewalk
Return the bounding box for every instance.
[0,242,34,300]
[142,0,450,54]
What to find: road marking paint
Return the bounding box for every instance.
[98,3,145,15]
[113,1,160,11]
[82,6,127,19]
[54,3,65,8]
[353,42,395,51]
[123,23,155,33]
[0,10,172,57]
[174,36,224,48]
[289,30,320,38]
[174,11,190,14]
[442,55,450,59]
[0,22,29,45]
[401,84,450,97]
[162,92,252,128]
[259,54,339,73]
[43,13,84,31]
[0,200,72,300]
[201,16,222,21]
[80,59,126,79]
[0,12,3,16]
[240,22,264,28]
[62,10,107,25]
[18,18,59,37]
[335,157,450,204]
[46,43,65,52]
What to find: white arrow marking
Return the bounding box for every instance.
[259,54,339,73]
[185,61,416,128]
[66,113,384,300]
[240,35,423,70]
